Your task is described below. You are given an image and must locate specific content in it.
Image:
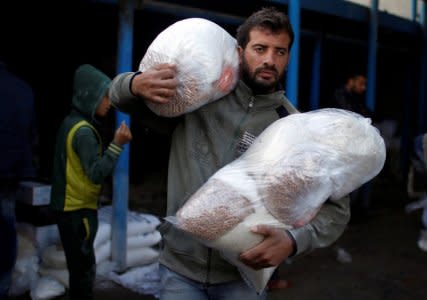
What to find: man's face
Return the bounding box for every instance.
[349,76,367,95]
[239,28,291,94]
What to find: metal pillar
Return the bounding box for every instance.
[112,0,134,271]
[309,34,322,110]
[401,61,417,181]
[411,0,418,21]
[366,0,378,113]
[419,0,427,132]
[286,0,301,107]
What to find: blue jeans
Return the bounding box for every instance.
[0,187,17,300]
[159,264,267,300]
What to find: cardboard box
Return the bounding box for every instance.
[17,181,51,206]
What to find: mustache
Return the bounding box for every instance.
[255,65,278,76]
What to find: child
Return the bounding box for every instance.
[50,64,132,300]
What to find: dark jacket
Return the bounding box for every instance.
[50,64,122,211]
[0,62,36,184]
[332,86,373,119]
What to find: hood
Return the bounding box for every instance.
[71,64,111,120]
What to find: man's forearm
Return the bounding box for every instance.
[109,72,140,113]
[287,194,351,257]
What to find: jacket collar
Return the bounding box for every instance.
[234,80,290,110]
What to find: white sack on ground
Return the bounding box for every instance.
[94,231,162,264]
[138,17,239,117]
[38,265,69,288]
[16,223,60,256]
[41,244,66,269]
[97,205,161,237]
[41,240,110,268]
[95,242,112,265]
[94,239,160,268]
[171,108,386,293]
[30,277,65,300]
[107,262,160,298]
[94,222,111,249]
[9,234,39,297]
[126,247,159,269]
[127,231,162,249]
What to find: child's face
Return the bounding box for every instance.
[96,94,111,117]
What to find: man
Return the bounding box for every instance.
[407,133,427,252]
[0,59,37,300]
[331,72,375,218]
[332,73,373,119]
[109,7,350,300]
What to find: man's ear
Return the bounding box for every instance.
[238,46,243,64]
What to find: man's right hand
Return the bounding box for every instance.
[131,63,178,104]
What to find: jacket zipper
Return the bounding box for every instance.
[248,96,255,109]
[206,96,255,287]
[221,96,255,164]
[205,248,212,289]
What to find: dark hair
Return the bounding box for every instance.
[344,68,366,81]
[236,7,294,50]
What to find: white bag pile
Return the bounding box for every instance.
[9,234,39,298]
[171,108,386,293]
[32,206,162,299]
[138,17,239,117]
[95,206,161,269]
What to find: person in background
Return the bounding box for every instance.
[406,133,427,252]
[49,64,132,300]
[0,59,37,300]
[109,7,350,300]
[331,72,375,219]
[331,72,373,119]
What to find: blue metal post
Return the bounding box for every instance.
[286,0,301,107]
[411,0,418,22]
[419,1,427,132]
[309,34,322,110]
[112,0,134,271]
[401,61,417,182]
[366,0,378,112]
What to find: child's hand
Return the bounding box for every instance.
[113,121,132,146]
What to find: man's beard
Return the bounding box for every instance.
[240,56,282,95]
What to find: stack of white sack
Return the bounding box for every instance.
[33,206,162,299]
[95,205,162,270]
[137,17,239,117]
[170,108,386,293]
[97,206,162,298]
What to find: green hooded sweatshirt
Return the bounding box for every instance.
[50,64,123,212]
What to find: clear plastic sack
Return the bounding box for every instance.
[139,18,239,117]
[167,108,386,293]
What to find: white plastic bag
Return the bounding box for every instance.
[139,17,239,117]
[9,234,39,296]
[107,262,160,298]
[30,277,65,300]
[169,108,386,293]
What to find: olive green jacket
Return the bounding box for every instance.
[109,73,350,284]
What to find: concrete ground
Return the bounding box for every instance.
[11,174,427,300]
